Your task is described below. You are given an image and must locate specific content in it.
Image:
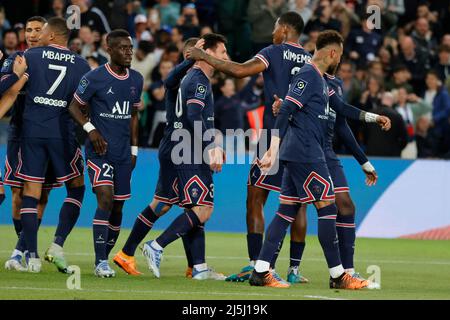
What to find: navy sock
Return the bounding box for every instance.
[258,204,298,263]
[156,209,200,248]
[317,204,341,268]
[16,218,42,253]
[290,241,306,267]
[54,186,85,247]
[13,218,22,238]
[20,196,39,258]
[0,193,5,206]
[181,234,194,268]
[247,233,263,262]
[123,205,159,256]
[270,238,285,269]
[189,223,205,266]
[336,213,356,270]
[93,208,111,265]
[105,209,123,258]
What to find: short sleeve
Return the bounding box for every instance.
[74,71,96,106]
[284,71,316,109]
[132,73,144,108]
[254,45,276,70]
[185,77,209,109]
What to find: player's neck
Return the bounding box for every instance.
[284,35,300,45]
[49,39,68,49]
[194,61,213,79]
[108,62,128,76]
[310,57,326,76]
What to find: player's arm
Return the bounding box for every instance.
[130,107,139,170]
[0,74,28,119]
[187,47,266,78]
[164,59,195,90]
[335,116,377,186]
[0,55,27,95]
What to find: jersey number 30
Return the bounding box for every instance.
[46,64,67,95]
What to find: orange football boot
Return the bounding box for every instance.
[113,250,142,275]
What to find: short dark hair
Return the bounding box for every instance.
[106,29,131,46]
[26,16,47,25]
[316,30,344,50]
[166,43,179,54]
[218,77,233,89]
[438,44,450,53]
[201,33,227,51]
[137,40,155,55]
[279,11,304,36]
[183,37,199,51]
[47,17,69,39]
[393,64,408,73]
[426,70,440,78]
[3,29,17,39]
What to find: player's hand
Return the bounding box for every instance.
[0,50,3,61]
[186,47,206,61]
[208,147,224,173]
[131,155,137,170]
[13,56,27,78]
[194,38,205,49]
[363,169,378,186]
[376,115,391,131]
[89,130,108,156]
[272,94,282,116]
[259,149,275,173]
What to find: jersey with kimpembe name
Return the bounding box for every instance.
[255,42,311,130]
[279,62,329,164]
[23,45,90,139]
[175,66,214,168]
[74,64,143,164]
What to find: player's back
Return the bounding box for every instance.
[256,42,311,129]
[23,45,90,139]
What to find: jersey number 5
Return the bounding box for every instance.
[46,64,67,95]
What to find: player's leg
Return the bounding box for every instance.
[0,177,4,206]
[106,200,124,258]
[335,191,357,275]
[287,206,309,284]
[5,187,26,271]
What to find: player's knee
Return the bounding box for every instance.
[150,200,171,216]
[337,195,355,216]
[192,206,213,223]
[39,190,49,206]
[11,189,23,218]
[66,175,85,189]
[97,196,114,212]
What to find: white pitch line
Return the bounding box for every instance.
[0,286,346,300]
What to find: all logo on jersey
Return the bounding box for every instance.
[78,77,89,94]
[195,84,207,99]
[112,101,130,115]
[292,79,308,96]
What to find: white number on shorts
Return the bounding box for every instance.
[46,64,67,95]
[209,183,214,199]
[102,163,114,178]
[175,87,183,118]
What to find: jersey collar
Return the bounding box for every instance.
[48,44,69,51]
[324,72,335,79]
[307,61,323,76]
[285,41,303,49]
[105,63,129,80]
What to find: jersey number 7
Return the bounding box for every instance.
[46,64,67,95]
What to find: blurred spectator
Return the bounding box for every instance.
[131,40,158,91]
[411,17,438,62]
[337,61,362,105]
[433,44,450,83]
[385,64,413,92]
[248,0,288,54]
[134,14,153,44]
[360,75,383,112]
[154,0,180,28]
[289,0,313,26]
[147,59,174,147]
[395,86,432,126]
[176,3,200,40]
[47,0,66,19]
[86,55,100,70]
[171,26,184,52]
[365,92,408,157]
[1,29,18,59]
[345,13,382,67]
[304,0,341,34]
[215,78,245,135]
[69,37,83,54]
[366,0,398,35]
[14,23,26,52]
[71,0,111,35]
[368,60,384,79]
[79,25,96,58]
[200,25,213,37]
[0,6,11,46]
[97,33,110,63]
[415,116,434,158]
[331,0,360,39]
[303,27,319,53]
[386,0,406,16]
[148,8,161,34]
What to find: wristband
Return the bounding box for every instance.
[364,112,379,123]
[83,122,96,133]
[131,146,138,156]
[362,161,375,172]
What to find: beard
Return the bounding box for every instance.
[326,63,339,76]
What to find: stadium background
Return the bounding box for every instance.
[0,0,449,238]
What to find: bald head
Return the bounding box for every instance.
[415,17,429,36]
[381,92,394,108]
[400,36,415,56]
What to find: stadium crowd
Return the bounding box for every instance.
[0,0,449,159]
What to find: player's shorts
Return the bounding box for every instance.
[154,158,179,205]
[16,138,84,184]
[247,159,284,192]
[279,161,335,204]
[87,158,132,201]
[327,160,349,193]
[177,167,213,208]
[5,139,63,189]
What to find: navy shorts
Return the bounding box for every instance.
[154,159,179,205]
[87,158,132,201]
[280,161,335,204]
[15,138,81,185]
[327,160,349,193]
[177,168,213,208]
[247,159,284,192]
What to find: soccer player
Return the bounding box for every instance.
[0,16,67,272]
[13,17,90,273]
[187,11,312,283]
[141,33,228,280]
[250,30,368,289]
[68,29,143,278]
[113,37,204,277]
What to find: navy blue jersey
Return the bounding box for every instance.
[74,64,143,163]
[174,66,214,167]
[159,59,195,160]
[278,62,329,163]
[255,42,311,130]
[23,45,90,139]
[1,51,25,141]
[325,74,368,165]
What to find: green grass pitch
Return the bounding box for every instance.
[1,225,449,300]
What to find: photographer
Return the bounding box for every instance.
[176,3,200,39]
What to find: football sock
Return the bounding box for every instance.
[54,186,85,247]
[105,209,123,258]
[156,209,200,248]
[181,234,194,268]
[246,233,263,262]
[336,213,356,270]
[122,205,159,256]
[19,196,39,258]
[93,208,111,265]
[289,241,306,268]
[189,223,205,266]
[12,218,22,237]
[270,238,285,269]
